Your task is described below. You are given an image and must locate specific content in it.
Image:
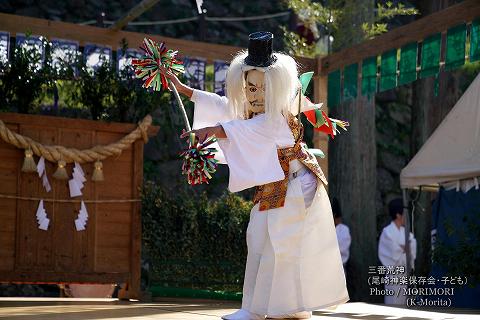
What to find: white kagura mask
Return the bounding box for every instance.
[245,69,265,114]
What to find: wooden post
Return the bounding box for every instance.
[313,55,329,181]
[328,60,379,302]
[110,0,160,31]
[199,13,207,41]
[96,12,106,28]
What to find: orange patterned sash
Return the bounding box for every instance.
[253,114,327,211]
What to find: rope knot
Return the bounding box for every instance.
[0,115,153,164]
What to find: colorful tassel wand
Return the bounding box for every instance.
[180,133,218,185]
[131,38,185,92]
[132,38,218,185]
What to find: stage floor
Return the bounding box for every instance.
[0,298,478,320]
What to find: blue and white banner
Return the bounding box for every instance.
[84,44,112,72]
[117,48,143,76]
[0,32,10,65]
[183,57,206,91]
[51,39,79,73]
[214,60,229,96]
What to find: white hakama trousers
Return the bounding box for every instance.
[241,177,349,316]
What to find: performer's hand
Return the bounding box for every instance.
[159,65,180,85]
[159,65,193,98]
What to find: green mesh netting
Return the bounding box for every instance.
[327,69,341,108]
[380,49,397,92]
[420,33,441,78]
[343,63,358,101]
[470,18,480,62]
[361,56,377,96]
[445,24,466,70]
[399,42,418,86]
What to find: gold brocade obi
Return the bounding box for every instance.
[253,114,328,211]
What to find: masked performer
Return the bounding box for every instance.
[162,31,349,320]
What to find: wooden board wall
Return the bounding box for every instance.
[0,113,157,298]
[0,12,316,72]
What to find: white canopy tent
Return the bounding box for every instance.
[399,72,480,277]
[400,73,480,189]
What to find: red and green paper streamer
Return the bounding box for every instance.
[303,108,349,139]
[299,71,350,139]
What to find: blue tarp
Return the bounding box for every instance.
[430,187,480,308]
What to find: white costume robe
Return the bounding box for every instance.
[378,221,417,305]
[191,89,349,316]
[335,223,351,266]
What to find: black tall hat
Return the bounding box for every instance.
[244,31,277,67]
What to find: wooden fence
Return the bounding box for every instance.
[0,113,158,299]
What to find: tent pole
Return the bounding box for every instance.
[403,188,412,279]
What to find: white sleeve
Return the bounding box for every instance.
[217,114,295,192]
[191,89,234,129]
[378,228,405,267]
[190,89,235,164]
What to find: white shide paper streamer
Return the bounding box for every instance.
[69,162,87,197]
[75,200,89,231]
[36,199,50,230]
[36,156,51,192]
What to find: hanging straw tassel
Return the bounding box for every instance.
[53,160,69,180]
[21,148,37,173]
[91,160,104,181]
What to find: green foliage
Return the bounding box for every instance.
[280,26,317,58]
[0,35,165,123]
[204,64,214,93]
[283,0,417,57]
[0,36,55,113]
[460,61,480,92]
[141,181,252,291]
[362,2,418,39]
[76,62,116,120]
[361,22,389,39]
[68,39,166,122]
[432,216,480,287]
[283,0,338,57]
[75,60,164,123]
[285,0,335,27]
